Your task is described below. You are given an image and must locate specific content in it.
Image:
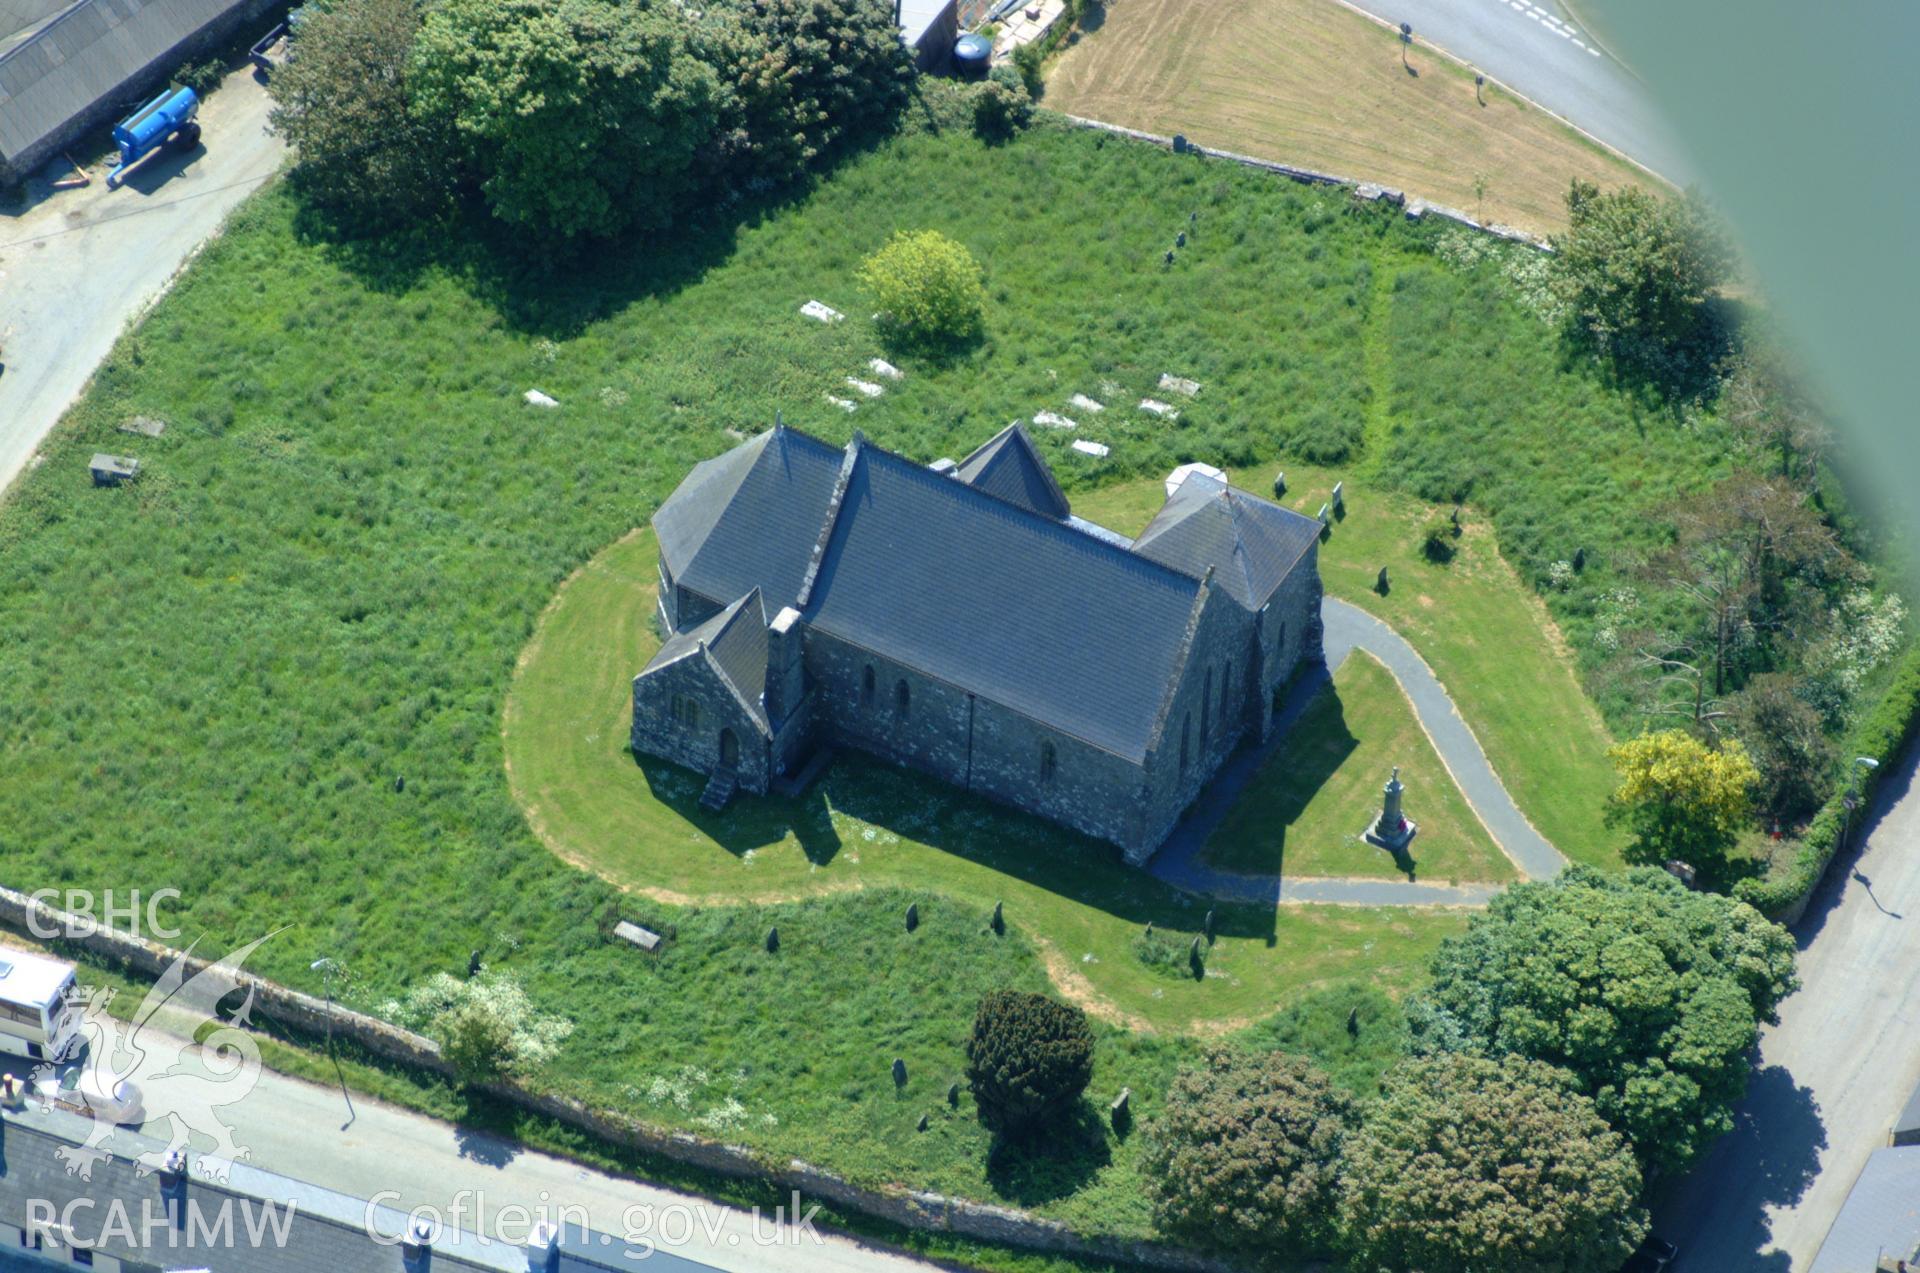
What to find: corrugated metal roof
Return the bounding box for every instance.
[0,0,238,163]
[1811,1145,1920,1271]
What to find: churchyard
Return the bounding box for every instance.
[0,104,1871,1250]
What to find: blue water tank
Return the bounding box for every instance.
[113,87,197,155]
[953,33,992,78]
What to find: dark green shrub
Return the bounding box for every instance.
[1144,1048,1351,1256]
[859,229,986,348]
[1339,1054,1646,1272]
[177,56,226,96]
[1130,926,1188,980]
[965,990,1094,1137]
[972,69,1033,143]
[1421,520,1456,563]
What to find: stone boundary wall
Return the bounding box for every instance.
[1056,113,1554,251]
[0,885,1228,1272]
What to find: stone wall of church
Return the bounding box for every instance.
[631,654,771,793]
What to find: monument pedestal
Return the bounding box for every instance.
[1362,765,1416,851]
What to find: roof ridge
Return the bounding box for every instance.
[860,441,1203,597]
[793,432,864,609]
[1222,486,1260,602]
[1142,564,1215,759]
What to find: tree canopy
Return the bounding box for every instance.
[965,990,1094,1138]
[267,0,449,229]
[1554,179,1733,391]
[859,229,987,348]
[1605,728,1760,875]
[1338,1053,1646,1273]
[410,0,723,239]
[1143,1048,1352,1256]
[1410,867,1796,1179]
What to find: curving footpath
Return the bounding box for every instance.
[1149,596,1567,907]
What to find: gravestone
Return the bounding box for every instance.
[1175,231,1186,249]
[917,1113,929,1132]
[1110,1087,1132,1132]
[613,921,663,953]
[1203,909,1216,942]
[1273,471,1286,498]
[1347,1006,1360,1036]
[1376,566,1390,594]
[892,1058,908,1088]
[948,1082,961,1107]
[765,926,780,953]
[905,902,919,932]
[1331,481,1345,512]
[991,901,1005,936]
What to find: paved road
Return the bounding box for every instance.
[16,1045,936,1273]
[1151,595,1564,905]
[0,63,282,498]
[1654,737,1920,1270]
[1327,0,1690,180]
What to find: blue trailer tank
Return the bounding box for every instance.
[107,87,200,187]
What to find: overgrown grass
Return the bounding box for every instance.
[1203,651,1517,883]
[0,113,1763,1237]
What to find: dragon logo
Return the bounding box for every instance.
[32,933,277,1182]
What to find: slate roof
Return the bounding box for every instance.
[1131,473,1322,611]
[0,0,249,168]
[653,426,843,611]
[802,440,1206,760]
[0,1104,717,1272]
[642,589,772,733]
[952,422,1071,521]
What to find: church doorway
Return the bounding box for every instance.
[718,727,740,769]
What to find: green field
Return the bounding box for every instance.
[0,111,1757,1235]
[1202,652,1516,883]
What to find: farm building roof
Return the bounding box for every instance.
[0,1102,719,1272]
[0,0,246,172]
[652,425,1316,761]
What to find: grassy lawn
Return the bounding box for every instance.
[1074,466,1627,869]
[1203,652,1517,884]
[506,527,1462,1036]
[0,111,1742,1237]
[1044,0,1659,235]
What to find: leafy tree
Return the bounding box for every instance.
[1628,473,1850,730]
[707,0,912,187]
[1606,728,1758,874]
[1143,1048,1351,1257]
[858,229,986,348]
[1409,867,1797,1178]
[1722,338,1832,489]
[1338,1054,1646,1273]
[441,1000,517,1084]
[410,0,722,239]
[268,0,451,230]
[972,69,1034,143]
[1554,179,1733,389]
[965,990,1093,1138]
[1728,672,1835,821]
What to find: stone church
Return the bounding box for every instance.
[631,422,1324,865]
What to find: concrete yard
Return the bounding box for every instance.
[0,61,283,498]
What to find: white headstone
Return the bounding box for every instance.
[1032,411,1077,430]
[800,300,845,323]
[1158,373,1202,398]
[524,390,559,408]
[824,394,858,412]
[1138,399,1180,419]
[1069,393,1106,413]
[1071,439,1111,458]
[868,358,904,380]
[845,377,885,398]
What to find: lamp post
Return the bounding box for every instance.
[1843,755,1880,850]
[310,957,354,1127]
